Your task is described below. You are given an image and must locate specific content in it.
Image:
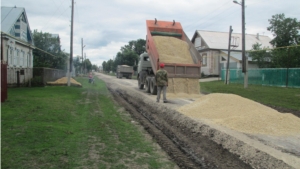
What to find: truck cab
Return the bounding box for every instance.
[137,52,152,75]
[137,52,156,93]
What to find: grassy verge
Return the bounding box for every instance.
[200,81,300,111]
[1,77,176,169]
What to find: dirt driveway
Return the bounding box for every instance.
[95,72,300,169]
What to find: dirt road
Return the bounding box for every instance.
[96,72,300,169]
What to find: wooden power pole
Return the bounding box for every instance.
[68,0,74,86]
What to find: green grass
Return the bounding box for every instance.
[200,81,300,111]
[1,77,176,169]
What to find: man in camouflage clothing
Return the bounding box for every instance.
[155,63,168,103]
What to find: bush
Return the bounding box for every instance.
[31,76,44,87]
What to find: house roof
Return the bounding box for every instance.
[220,50,253,61]
[1,6,24,33]
[1,6,34,45]
[192,30,272,51]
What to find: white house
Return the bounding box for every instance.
[191,30,272,76]
[1,6,35,86]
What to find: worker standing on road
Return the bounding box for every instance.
[155,63,168,103]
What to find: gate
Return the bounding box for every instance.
[1,62,8,102]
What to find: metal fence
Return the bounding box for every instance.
[221,68,300,88]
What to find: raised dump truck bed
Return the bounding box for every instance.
[137,19,202,95]
[146,19,201,78]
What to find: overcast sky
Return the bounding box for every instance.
[2,0,300,66]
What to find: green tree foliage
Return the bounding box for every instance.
[73,56,82,74]
[92,64,98,71]
[83,59,92,72]
[102,39,146,72]
[32,30,67,69]
[123,39,146,55]
[249,43,271,68]
[261,14,300,68]
[267,13,300,47]
[102,61,107,72]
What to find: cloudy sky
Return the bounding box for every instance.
[2,0,300,66]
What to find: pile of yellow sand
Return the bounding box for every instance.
[177,93,300,136]
[167,78,200,94]
[153,36,194,64]
[153,36,200,94]
[47,77,82,87]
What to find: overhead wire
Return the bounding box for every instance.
[43,0,69,30]
[184,0,233,31]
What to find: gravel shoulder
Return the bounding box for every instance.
[96,72,300,168]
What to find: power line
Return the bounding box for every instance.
[43,0,69,29]
[184,1,233,31]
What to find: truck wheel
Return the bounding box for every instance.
[138,78,144,89]
[150,78,157,95]
[145,77,151,93]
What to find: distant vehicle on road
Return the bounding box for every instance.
[116,65,133,79]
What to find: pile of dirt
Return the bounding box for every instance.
[153,36,194,64]
[177,93,300,136]
[47,77,82,87]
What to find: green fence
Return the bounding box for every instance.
[221,68,300,88]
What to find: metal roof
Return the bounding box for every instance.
[1,6,34,45]
[221,50,253,61]
[1,6,25,33]
[194,30,272,51]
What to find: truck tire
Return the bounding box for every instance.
[150,77,157,95]
[138,78,144,89]
[145,77,151,93]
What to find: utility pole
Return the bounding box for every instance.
[67,0,74,86]
[241,0,247,88]
[226,26,233,85]
[81,38,83,74]
[84,53,86,74]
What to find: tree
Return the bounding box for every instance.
[83,59,92,73]
[267,14,300,68]
[32,30,67,69]
[267,13,300,47]
[73,56,82,74]
[249,43,271,68]
[102,61,107,72]
[92,64,98,71]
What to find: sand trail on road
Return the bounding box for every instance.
[177,93,300,136]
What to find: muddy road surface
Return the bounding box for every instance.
[95,73,299,169]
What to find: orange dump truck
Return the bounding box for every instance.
[137,19,201,94]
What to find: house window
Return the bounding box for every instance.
[28,53,31,67]
[14,49,18,66]
[23,52,27,67]
[202,54,207,67]
[20,51,25,67]
[9,47,13,65]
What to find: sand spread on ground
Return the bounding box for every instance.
[153,36,194,64]
[47,77,82,87]
[177,93,300,136]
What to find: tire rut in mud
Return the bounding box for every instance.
[109,88,252,169]
[110,89,200,168]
